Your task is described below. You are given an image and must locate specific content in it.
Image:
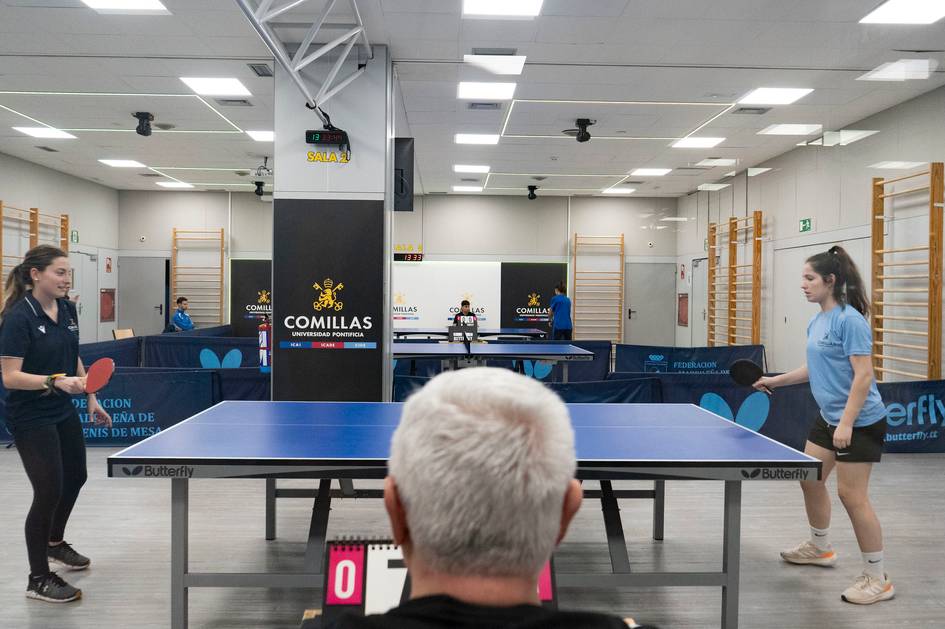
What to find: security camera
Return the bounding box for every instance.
[254,181,265,197]
[527,185,538,200]
[133,112,153,137]
[575,118,594,143]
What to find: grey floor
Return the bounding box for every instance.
[1,448,943,629]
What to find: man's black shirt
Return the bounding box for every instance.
[315,595,630,629]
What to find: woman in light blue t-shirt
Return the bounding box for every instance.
[754,246,893,606]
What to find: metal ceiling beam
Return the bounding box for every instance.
[234,0,373,124]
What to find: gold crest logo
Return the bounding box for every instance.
[394,292,405,305]
[527,292,541,307]
[257,290,271,304]
[312,278,344,312]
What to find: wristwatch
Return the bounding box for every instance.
[43,373,66,395]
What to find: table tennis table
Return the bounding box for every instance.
[393,327,547,339]
[109,400,819,629]
[392,342,593,382]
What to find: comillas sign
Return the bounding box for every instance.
[500,263,566,329]
[230,259,273,337]
[514,292,550,324]
[272,199,384,402]
[392,292,420,321]
[282,277,375,341]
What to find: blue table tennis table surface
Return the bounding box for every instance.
[110,401,815,469]
[391,342,593,359]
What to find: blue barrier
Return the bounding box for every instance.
[173,325,233,337]
[878,380,945,453]
[615,344,766,374]
[548,378,661,404]
[79,337,141,367]
[142,335,259,369]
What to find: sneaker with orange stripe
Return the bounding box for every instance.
[841,572,895,604]
[780,540,838,566]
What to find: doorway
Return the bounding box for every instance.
[691,257,708,347]
[117,257,169,336]
[623,262,676,346]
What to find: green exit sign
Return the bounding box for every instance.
[799,218,813,233]
[70,230,79,244]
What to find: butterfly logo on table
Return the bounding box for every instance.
[199,348,243,369]
[122,466,144,477]
[699,391,770,432]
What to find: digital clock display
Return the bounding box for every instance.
[394,253,424,262]
[306,129,348,145]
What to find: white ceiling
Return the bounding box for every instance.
[1,0,944,196]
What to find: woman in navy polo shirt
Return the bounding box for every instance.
[754,246,892,606]
[0,245,111,603]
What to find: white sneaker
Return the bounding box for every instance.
[841,572,895,605]
[780,540,838,567]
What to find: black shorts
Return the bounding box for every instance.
[807,415,887,463]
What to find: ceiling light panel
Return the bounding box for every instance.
[631,168,672,176]
[860,0,945,24]
[454,164,491,173]
[457,82,516,100]
[858,59,937,81]
[463,55,527,75]
[697,183,730,191]
[453,185,483,192]
[462,0,544,18]
[601,188,635,194]
[673,137,725,148]
[99,159,145,168]
[156,181,194,188]
[758,124,822,135]
[13,127,76,139]
[246,130,274,142]
[455,133,500,144]
[180,77,251,97]
[82,0,169,14]
[697,158,737,166]
[747,168,772,176]
[739,88,813,105]
[870,161,926,169]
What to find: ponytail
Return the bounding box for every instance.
[1,245,69,322]
[806,245,870,317]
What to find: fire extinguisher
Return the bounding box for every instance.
[258,316,271,374]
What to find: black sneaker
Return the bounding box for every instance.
[48,541,91,571]
[25,572,82,603]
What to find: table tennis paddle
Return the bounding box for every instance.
[84,357,115,394]
[729,359,765,390]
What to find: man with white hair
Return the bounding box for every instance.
[321,367,645,628]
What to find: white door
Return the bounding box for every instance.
[69,250,99,343]
[691,257,708,347]
[624,262,676,345]
[117,257,168,336]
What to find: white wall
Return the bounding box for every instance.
[677,85,945,378]
[0,151,119,341]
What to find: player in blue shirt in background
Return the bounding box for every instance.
[548,283,572,341]
[172,296,194,332]
[754,246,892,606]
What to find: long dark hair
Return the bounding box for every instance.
[1,245,69,321]
[806,245,870,317]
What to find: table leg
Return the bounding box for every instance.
[303,478,333,574]
[265,478,276,540]
[171,478,189,629]
[652,480,665,541]
[599,480,631,573]
[721,481,742,629]
[563,362,569,383]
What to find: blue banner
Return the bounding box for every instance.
[79,337,141,367]
[548,378,662,404]
[173,325,233,337]
[615,344,766,373]
[142,335,259,369]
[878,380,945,453]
